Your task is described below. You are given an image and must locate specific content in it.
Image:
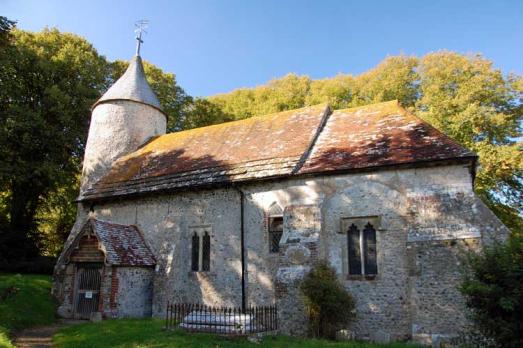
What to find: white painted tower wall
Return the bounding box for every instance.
[81,100,166,192]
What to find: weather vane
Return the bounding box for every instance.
[134,20,149,56]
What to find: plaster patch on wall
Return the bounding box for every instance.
[276,266,311,284]
[408,224,481,242]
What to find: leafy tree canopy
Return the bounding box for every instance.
[460,236,523,347]
[0,27,109,260]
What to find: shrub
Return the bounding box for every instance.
[300,261,355,339]
[459,236,523,347]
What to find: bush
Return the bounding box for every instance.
[300,261,355,339]
[459,236,523,347]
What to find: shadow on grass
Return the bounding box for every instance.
[53,319,422,348]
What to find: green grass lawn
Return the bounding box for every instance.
[54,319,421,348]
[0,273,56,348]
[0,274,420,348]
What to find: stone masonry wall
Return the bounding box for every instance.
[275,205,321,336]
[56,163,509,342]
[92,188,243,316]
[81,100,166,192]
[116,267,154,318]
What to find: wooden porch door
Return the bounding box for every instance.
[74,264,102,319]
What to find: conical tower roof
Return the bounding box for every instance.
[93,55,164,113]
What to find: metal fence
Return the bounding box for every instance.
[165,302,278,335]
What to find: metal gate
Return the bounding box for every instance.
[74,264,102,319]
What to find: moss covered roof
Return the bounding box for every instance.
[80,100,475,201]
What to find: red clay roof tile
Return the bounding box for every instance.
[79,101,475,201]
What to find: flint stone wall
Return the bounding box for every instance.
[54,163,509,342]
[116,267,154,318]
[81,101,166,192]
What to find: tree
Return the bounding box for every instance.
[416,52,523,232]
[300,261,356,339]
[0,16,15,48]
[181,97,233,130]
[209,74,312,120]
[460,236,523,347]
[350,55,419,107]
[0,27,109,261]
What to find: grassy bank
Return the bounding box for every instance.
[0,273,55,348]
[54,319,421,348]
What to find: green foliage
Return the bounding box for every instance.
[300,262,356,339]
[0,326,14,348]
[0,27,109,260]
[210,74,313,120]
[35,175,80,256]
[0,16,15,48]
[416,52,523,220]
[0,273,55,347]
[181,97,234,130]
[459,236,523,347]
[53,318,420,348]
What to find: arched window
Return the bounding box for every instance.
[268,203,284,253]
[202,232,211,271]
[363,223,377,275]
[191,232,200,272]
[190,228,212,272]
[347,224,361,275]
[347,222,377,276]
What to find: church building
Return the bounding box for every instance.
[53,50,509,344]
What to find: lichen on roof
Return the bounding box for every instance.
[79,100,475,201]
[65,218,156,266]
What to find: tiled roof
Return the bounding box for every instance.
[88,218,156,266]
[93,55,165,113]
[80,105,330,200]
[79,101,475,201]
[298,101,475,174]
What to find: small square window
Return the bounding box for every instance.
[269,216,283,253]
[268,203,284,253]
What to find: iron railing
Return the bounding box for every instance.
[166,302,277,335]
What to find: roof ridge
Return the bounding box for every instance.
[334,99,400,113]
[292,105,332,174]
[130,224,157,264]
[153,104,330,139]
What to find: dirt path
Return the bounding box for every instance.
[13,319,85,348]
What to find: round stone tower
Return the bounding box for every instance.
[81,54,167,192]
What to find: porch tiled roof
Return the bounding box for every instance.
[89,218,156,266]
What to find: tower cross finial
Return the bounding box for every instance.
[134,20,149,56]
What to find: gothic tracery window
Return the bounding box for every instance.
[268,203,284,253]
[190,227,211,272]
[191,232,200,272]
[202,232,210,271]
[347,222,377,276]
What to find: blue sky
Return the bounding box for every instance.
[3,0,523,97]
